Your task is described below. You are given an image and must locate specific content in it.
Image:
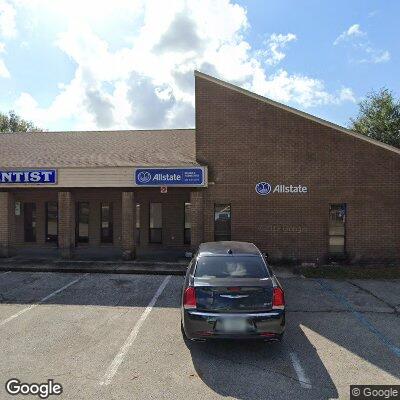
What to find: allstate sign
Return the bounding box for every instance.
[256,181,308,195]
[255,182,272,195]
[0,170,57,184]
[135,167,205,186]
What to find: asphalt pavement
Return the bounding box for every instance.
[0,270,398,399]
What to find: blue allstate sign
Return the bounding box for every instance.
[135,167,205,186]
[0,170,57,184]
[255,182,272,195]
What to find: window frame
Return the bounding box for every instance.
[135,203,141,245]
[328,203,347,255]
[100,202,113,244]
[24,202,37,243]
[184,202,191,245]
[214,203,232,241]
[76,202,90,244]
[149,202,162,244]
[45,201,58,244]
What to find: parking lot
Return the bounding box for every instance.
[0,270,399,400]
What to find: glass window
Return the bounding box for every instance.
[149,203,162,244]
[214,204,231,241]
[45,202,58,243]
[329,204,346,254]
[184,202,191,244]
[76,202,89,244]
[195,256,268,279]
[24,203,36,242]
[100,203,113,244]
[135,203,141,244]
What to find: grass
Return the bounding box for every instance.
[298,265,400,279]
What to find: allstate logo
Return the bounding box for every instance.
[255,182,272,195]
[137,171,152,184]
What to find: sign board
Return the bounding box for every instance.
[160,186,168,193]
[256,182,308,195]
[0,170,57,184]
[134,167,206,186]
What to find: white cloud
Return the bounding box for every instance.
[0,0,16,38]
[334,23,390,64]
[0,0,16,79]
[12,0,355,130]
[0,57,9,77]
[262,33,297,66]
[333,24,365,45]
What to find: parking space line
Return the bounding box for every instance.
[289,352,312,389]
[318,279,400,358]
[100,275,171,386]
[0,273,89,328]
[0,271,11,277]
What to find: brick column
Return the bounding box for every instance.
[190,190,204,250]
[58,191,74,259]
[0,192,14,257]
[121,191,135,260]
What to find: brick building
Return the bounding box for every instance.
[1,71,399,263]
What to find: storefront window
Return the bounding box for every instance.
[135,203,140,244]
[100,203,113,244]
[184,202,191,244]
[214,204,231,241]
[24,203,36,242]
[76,202,89,244]
[329,204,346,254]
[149,203,162,243]
[45,202,58,243]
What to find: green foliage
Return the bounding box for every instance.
[350,88,400,149]
[0,110,41,133]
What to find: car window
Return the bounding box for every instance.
[195,256,268,278]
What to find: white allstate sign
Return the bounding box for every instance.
[255,182,308,195]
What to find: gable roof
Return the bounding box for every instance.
[0,129,197,168]
[194,70,400,156]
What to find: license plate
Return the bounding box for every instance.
[218,318,250,333]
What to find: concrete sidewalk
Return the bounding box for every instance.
[0,259,189,275]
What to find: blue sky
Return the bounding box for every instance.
[0,0,397,131]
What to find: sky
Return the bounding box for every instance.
[0,0,398,131]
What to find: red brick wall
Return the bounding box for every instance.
[195,75,400,262]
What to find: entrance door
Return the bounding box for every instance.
[24,202,36,242]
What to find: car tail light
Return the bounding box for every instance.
[183,287,197,309]
[272,287,285,310]
[227,287,241,292]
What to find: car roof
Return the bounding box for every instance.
[198,241,261,257]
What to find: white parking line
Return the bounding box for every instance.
[289,352,312,389]
[0,273,89,327]
[100,275,171,386]
[0,271,11,277]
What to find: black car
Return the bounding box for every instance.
[181,241,285,342]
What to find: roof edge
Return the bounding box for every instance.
[194,70,400,156]
[0,128,195,136]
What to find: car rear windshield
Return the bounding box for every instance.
[194,256,268,278]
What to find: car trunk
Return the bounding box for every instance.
[194,277,274,313]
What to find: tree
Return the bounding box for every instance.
[0,110,41,133]
[350,88,400,149]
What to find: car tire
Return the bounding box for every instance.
[181,320,187,339]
